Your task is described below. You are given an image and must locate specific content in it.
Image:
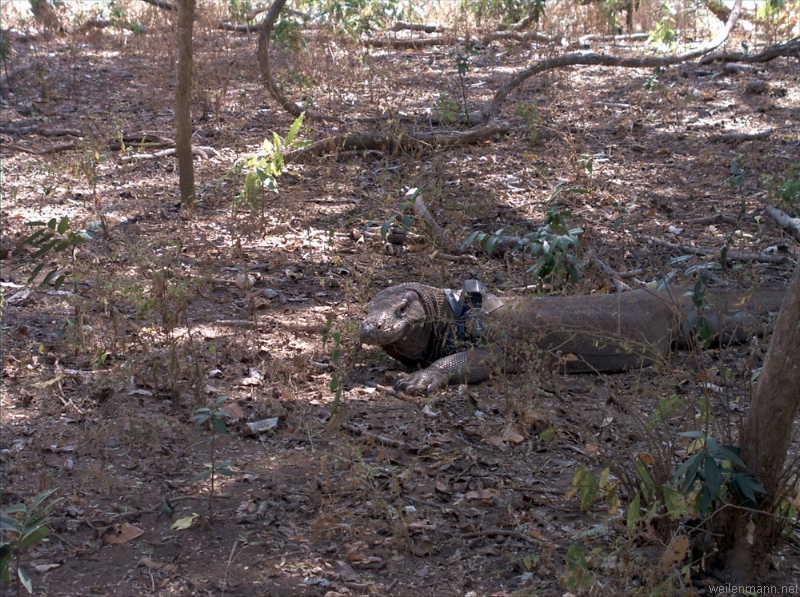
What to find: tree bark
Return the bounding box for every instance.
[175,0,195,206]
[723,258,800,581]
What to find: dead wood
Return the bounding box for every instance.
[683,213,739,226]
[364,382,421,409]
[0,64,33,88]
[78,18,144,33]
[391,21,438,33]
[140,0,176,11]
[709,128,774,142]
[344,422,415,447]
[364,36,448,48]
[485,0,742,118]
[257,0,328,121]
[120,146,218,161]
[764,205,800,243]
[282,120,509,161]
[643,235,790,264]
[577,32,649,46]
[1,141,81,155]
[219,21,262,32]
[0,124,82,137]
[700,38,800,64]
[482,30,562,45]
[413,195,462,254]
[1,131,175,155]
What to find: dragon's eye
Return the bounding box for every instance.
[397,303,408,317]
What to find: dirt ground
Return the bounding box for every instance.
[1,6,799,596]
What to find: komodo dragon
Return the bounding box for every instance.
[359,281,784,395]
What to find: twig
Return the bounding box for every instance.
[461,529,545,545]
[343,422,412,449]
[643,235,790,264]
[365,382,421,408]
[683,213,739,226]
[709,128,773,142]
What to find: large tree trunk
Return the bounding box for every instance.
[175,0,195,206]
[722,259,800,581]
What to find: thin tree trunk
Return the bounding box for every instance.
[723,259,800,581]
[176,0,195,206]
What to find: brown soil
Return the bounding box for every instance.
[1,11,799,597]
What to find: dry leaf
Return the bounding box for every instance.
[171,514,198,530]
[221,401,245,419]
[660,534,689,574]
[465,489,501,501]
[103,522,145,544]
[501,423,524,444]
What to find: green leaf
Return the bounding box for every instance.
[20,228,47,246]
[18,566,33,594]
[2,504,27,517]
[663,484,687,520]
[31,238,59,260]
[30,489,60,511]
[26,262,46,285]
[53,274,67,290]
[32,231,55,247]
[18,526,48,551]
[285,112,305,145]
[0,516,20,531]
[192,413,210,426]
[713,445,745,468]
[678,430,706,440]
[703,454,723,495]
[41,270,61,286]
[56,217,70,235]
[47,218,57,230]
[190,470,211,483]
[210,418,228,435]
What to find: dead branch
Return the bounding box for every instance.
[219,21,262,32]
[78,18,144,33]
[0,124,82,137]
[391,21,438,33]
[364,36,448,48]
[683,213,739,226]
[1,141,81,155]
[120,146,218,161]
[140,0,176,10]
[643,235,790,264]
[344,422,415,447]
[700,38,800,64]
[257,0,329,121]
[364,382,421,409]
[413,195,462,254]
[282,120,509,161]
[0,65,33,88]
[482,30,561,45]
[709,128,774,142]
[703,0,733,22]
[764,205,800,243]
[577,32,649,46]
[485,0,742,118]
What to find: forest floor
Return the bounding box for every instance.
[1,9,799,596]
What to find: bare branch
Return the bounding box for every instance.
[485,0,742,118]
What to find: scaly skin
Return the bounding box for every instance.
[359,283,784,395]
